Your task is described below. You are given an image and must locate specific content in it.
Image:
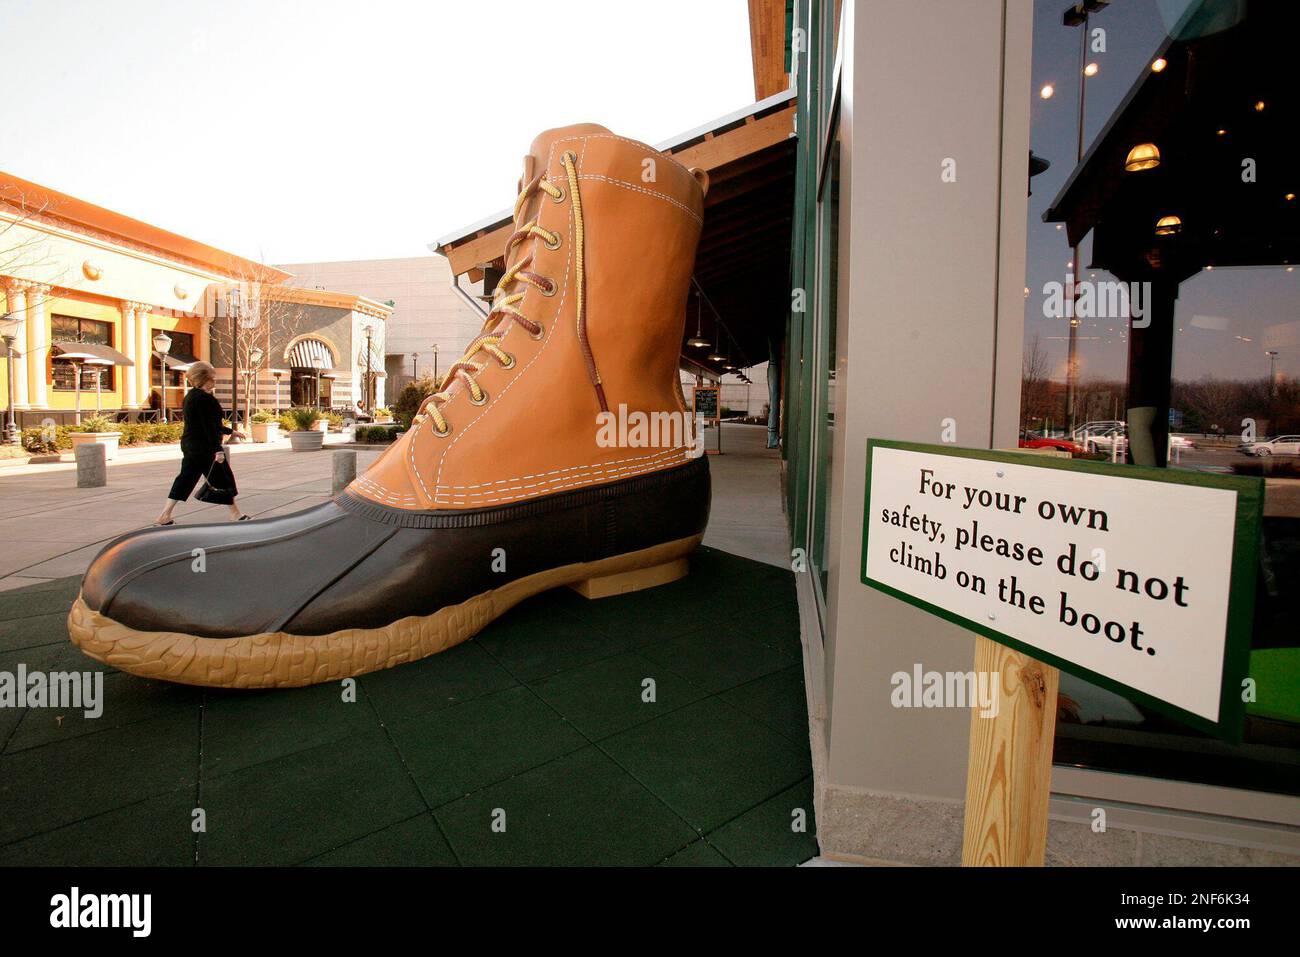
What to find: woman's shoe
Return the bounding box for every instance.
[69,124,710,689]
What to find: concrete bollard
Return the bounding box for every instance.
[332,449,357,493]
[76,442,107,488]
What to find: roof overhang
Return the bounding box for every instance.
[0,171,291,283]
[1044,0,1298,281]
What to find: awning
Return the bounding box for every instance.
[358,342,386,376]
[51,341,134,366]
[162,352,198,371]
[285,337,336,370]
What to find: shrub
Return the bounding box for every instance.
[374,406,392,418]
[284,407,321,432]
[393,376,439,428]
[355,424,401,444]
[251,408,277,424]
[324,411,344,430]
[77,415,115,433]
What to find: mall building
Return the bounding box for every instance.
[1,172,390,426]
[432,0,1299,863]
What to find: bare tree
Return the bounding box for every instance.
[207,264,310,425]
[1,183,69,293]
[1020,332,1054,429]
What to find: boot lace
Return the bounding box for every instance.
[414,150,606,437]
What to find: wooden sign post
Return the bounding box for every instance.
[860,439,1262,867]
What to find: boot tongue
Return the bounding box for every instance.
[515,123,611,224]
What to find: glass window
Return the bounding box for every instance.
[50,315,114,392]
[1024,0,1299,796]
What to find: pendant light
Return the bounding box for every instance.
[686,288,709,349]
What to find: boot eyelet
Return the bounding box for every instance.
[529,323,545,341]
[433,422,451,437]
[539,279,557,297]
[551,185,566,204]
[499,353,516,370]
[543,233,561,251]
[468,389,489,407]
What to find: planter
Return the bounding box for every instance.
[288,430,324,452]
[69,431,122,462]
[313,419,329,433]
[374,416,394,425]
[250,422,281,443]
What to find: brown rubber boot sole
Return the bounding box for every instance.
[67,533,702,689]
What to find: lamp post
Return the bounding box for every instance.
[410,352,419,381]
[1061,0,1110,434]
[246,345,264,429]
[227,287,242,428]
[153,330,172,423]
[271,369,284,413]
[0,313,19,445]
[364,325,374,413]
[1266,350,1280,395]
[432,343,440,386]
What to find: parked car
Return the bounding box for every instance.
[1240,435,1300,456]
[1085,427,1127,455]
[1019,430,1084,454]
[1169,434,1197,451]
[1071,420,1125,443]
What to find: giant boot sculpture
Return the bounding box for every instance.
[69,124,711,687]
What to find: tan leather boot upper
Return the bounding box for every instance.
[353,124,707,511]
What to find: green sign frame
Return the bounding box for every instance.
[860,438,1264,742]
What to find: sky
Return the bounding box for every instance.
[1025,0,1299,384]
[0,0,754,263]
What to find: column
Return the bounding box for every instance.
[119,301,140,408]
[2,280,30,409]
[134,304,153,407]
[25,283,50,410]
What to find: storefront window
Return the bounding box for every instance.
[51,314,113,391]
[151,328,194,392]
[1024,0,1299,796]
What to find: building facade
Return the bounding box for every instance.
[207,285,391,415]
[275,255,484,395]
[1,172,281,427]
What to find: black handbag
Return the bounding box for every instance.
[196,456,238,505]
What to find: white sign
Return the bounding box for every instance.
[863,443,1254,726]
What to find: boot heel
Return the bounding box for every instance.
[569,557,689,599]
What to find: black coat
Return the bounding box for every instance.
[180,388,232,458]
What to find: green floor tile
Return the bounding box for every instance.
[716,600,802,656]
[601,698,810,833]
[390,685,586,807]
[202,681,379,778]
[0,711,198,844]
[5,671,202,753]
[197,725,424,866]
[0,788,196,867]
[301,813,459,866]
[707,777,819,866]
[640,622,793,695]
[474,597,628,682]
[560,578,722,648]
[529,650,707,740]
[0,585,79,623]
[691,548,796,610]
[659,839,734,866]
[719,664,810,746]
[436,746,695,866]
[0,612,71,653]
[0,636,112,680]
[360,640,518,724]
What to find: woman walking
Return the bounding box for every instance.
[154,361,247,525]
